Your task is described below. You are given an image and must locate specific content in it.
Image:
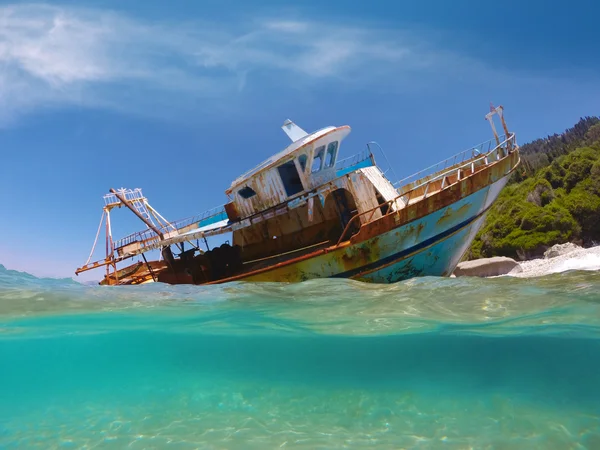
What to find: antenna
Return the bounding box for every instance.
[281,119,308,142]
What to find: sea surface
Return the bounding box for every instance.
[1,250,600,449]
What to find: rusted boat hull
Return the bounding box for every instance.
[86,110,519,287]
[221,150,519,284]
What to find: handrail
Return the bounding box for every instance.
[104,188,146,207]
[335,133,516,246]
[366,141,398,181]
[404,137,508,196]
[335,148,373,172]
[393,134,507,189]
[113,204,226,250]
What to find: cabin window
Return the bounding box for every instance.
[238,186,257,199]
[278,160,304,197]
[311,146,325,173]
[298,154,308,172]
[325,141,338,168]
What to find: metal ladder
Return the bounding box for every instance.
[103,188,156,227]
[131,198,154,226]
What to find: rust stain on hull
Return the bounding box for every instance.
[436,202,472,226]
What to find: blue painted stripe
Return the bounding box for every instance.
[335,158,374,178]
[198,210,228,228]
[331,213,481,279]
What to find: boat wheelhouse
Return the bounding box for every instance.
[76,105,520,285]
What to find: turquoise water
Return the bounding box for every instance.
[1,265,600,449]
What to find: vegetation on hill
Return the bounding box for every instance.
[467,118,600,260]
[513,116,599,179]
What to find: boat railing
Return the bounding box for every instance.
[335,148,373,173]
[401,133,515,196]
[113,204,226,251]
[168,204,227,231]
[103,188,146,207]
[393,134,508,193]
[336,133,517,246]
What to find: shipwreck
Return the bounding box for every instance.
[76,105,520,285]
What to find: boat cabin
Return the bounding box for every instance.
[220,120,405,267]
[226,121,349,217]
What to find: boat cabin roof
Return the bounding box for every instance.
[228,121,351,193]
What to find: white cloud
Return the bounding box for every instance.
[263,20,309,33]
[0,3,470,124]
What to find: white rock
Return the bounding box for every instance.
[544,242,582,259]
[453,257,522,278]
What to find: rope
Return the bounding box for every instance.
[85,209,106,266]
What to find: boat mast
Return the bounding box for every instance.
[75,188,172,280]
[486,104,513,152]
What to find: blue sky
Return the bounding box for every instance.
[0,0,599,281]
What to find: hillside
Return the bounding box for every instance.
[514,116,599,180]
[467,118,600,260]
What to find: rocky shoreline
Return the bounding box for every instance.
[454,243,600,278]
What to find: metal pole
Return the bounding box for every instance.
[498,106,510,138]
[105,211,110,279]
[147,202,176,231]
[106,209,114,256]
[113,261,119,284]
[141,253,157,282]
